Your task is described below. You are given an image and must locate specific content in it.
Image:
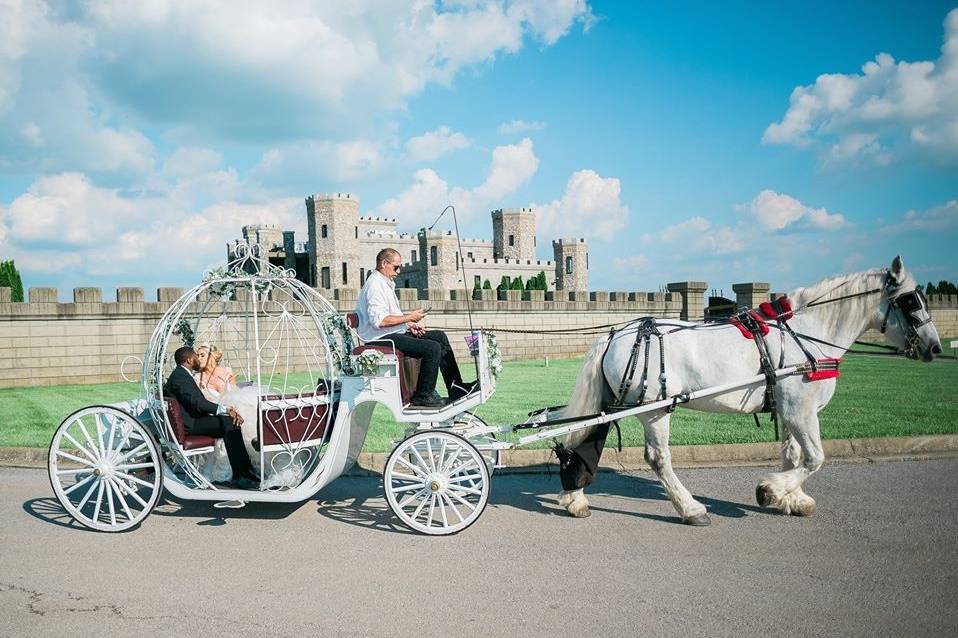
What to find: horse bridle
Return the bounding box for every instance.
[880,275,932,358]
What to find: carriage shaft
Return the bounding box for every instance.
[514,364,806,447]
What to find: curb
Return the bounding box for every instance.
[7,434,958,474]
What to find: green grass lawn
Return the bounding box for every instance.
[1,352,955,450]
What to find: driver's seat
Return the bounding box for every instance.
[345,312,420,404]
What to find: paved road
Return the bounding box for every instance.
[2,460,956,638]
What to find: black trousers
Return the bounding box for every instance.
[379,330,464,398]
[557,422,613,491]
[188,415,252,478]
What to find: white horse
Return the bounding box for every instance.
[557,256,943,523]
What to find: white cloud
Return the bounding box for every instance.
[739,189,846,231]
[653,216,746,256]
[535,169,629,241]
[405,126,470,162]
[613,254,649,269]
[251,138,384,191]
[163,147,224,178]
[374,138,540,226]
[499,119,547,134]
[763,9,958,164]
[882,200,958,233]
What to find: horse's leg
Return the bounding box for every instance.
[642,411,710,525]
[756,415,823,516]
[556,422,612,518]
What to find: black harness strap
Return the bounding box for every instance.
[735,309,779,438]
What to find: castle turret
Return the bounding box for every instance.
[418,229,463,291]
[553,238,588,292]
[492,207,536,261]
[306,193,360,290]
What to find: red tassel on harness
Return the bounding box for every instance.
[729,310,769,340]
[806,357,842,381]
[759,296,793,321]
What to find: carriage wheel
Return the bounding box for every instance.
[48,406,162,532]
[451,412,500,475]
[384,431,490,535]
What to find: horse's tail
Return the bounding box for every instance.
[558,336,608,450]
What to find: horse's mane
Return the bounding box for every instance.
[788,267,910,309]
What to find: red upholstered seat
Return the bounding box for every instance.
[259,392,337,447]
[163,397,216,451]
[346,312,419,404]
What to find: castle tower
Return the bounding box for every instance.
[418,229,463,291]
[552,238,589,292]
[492,207,536,261]
[306,193,360,290]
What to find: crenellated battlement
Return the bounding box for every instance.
[307,192,358,203]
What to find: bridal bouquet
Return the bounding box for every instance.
[484,332,502,378]
[354,350,384,377]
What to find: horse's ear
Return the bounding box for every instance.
[889,255,904,283]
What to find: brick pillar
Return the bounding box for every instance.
[666,281,708,321]
[732,282,771,310]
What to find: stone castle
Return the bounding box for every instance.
[227,192,588,294]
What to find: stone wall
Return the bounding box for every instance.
[0,286,683,388]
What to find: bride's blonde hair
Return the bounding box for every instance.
[196,344,224,367]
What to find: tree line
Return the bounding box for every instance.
[472,271,548,299]
[925,280,957,295]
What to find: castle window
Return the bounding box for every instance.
[355,226,358,239]
[430,246,438,266]
[566,256,574,275]
[474,275,481,288]
[508,234,514,247]
[467,251,473,259]
[360,267,366,284]
[321,224,328,239]
[342,262,348,285]
[411,250,417,262]
[455,252,459,270]
[534,236,537,247]
[321,267,331,289]
[586,253,589,268]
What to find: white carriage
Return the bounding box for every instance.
[47,246,500,535]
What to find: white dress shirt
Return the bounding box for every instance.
[356,270,406,342]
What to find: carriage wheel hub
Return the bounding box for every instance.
[427,474,446,493]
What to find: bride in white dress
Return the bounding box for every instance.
[194,345,307,489]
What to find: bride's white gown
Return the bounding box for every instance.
[195,384,308,490]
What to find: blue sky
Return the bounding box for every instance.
[0,1,955,298]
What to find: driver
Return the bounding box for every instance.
[355,248,477,408]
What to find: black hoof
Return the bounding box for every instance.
[683,512,711,526]
[755,484,774,508]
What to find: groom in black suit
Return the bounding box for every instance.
[165,346,256,489]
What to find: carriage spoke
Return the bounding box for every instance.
[109,478,135,522]
[62,472,95,495]
[397,489,426,508]
[113,471,154,489]
[441,492,465,523]
[389,472,423,484]
[390,480,425,494]
[75,475,100,511]
[92,481,105,523]
[75,418,100,460]
[103,413,118,457]
[56,449,96,467]
[93,413,107,457]
[104,479,117,527]
[438,493,449,528]
[447,488,477,512]
[118,480,150,509]
[446,484,483,497]
[410,445,432,476]
[395,456,429,478]
[424,438,436,472]
[447,459,479,477]
[62,432,97,463]
[439,443,462,474]
[447,473,484,483]
[436,439,448,473]
[114,462,155,471]
[426,493,437,527]
[411,491,430,521]
[116,442,149,465]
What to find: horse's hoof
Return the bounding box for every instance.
[755,484,775,508]
[566,498,591,518]
[683,512,711,526]
[557,490,577,508]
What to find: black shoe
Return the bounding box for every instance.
[409,394,449,409]
[449,380,480,401]
[251,438,261,452]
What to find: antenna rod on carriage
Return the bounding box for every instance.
[429,205,479,375]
